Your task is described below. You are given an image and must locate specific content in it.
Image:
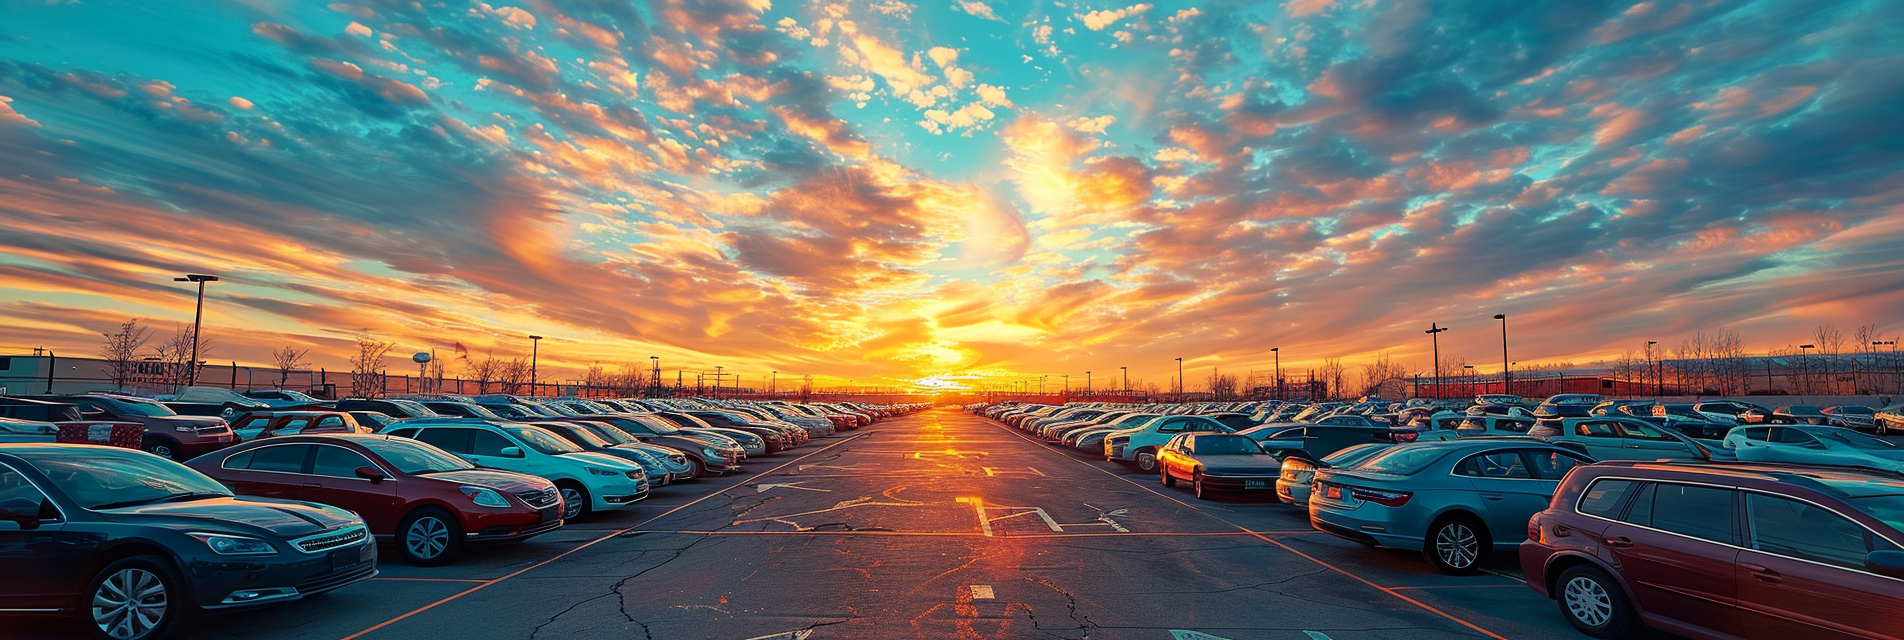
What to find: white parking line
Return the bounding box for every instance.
[967,584,994,600]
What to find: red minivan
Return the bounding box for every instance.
[188,434,564,566]
[1521,460,1904,639]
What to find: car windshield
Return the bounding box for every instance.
[1322,443,1390,467]
[360,438,475,474]
[635,416,685,434]
[276,390,319,402]
[27,449,230,510]
[549,424,612,447]
[385,399,438,417]
[1786,406,1824,414]
[1811,429,1898,451]
[583,424,639,445]
[1843,494,1904,531]
[502,426,584,454]
[1194,435,1262,455]
[101,397,177,417]
[1349,447,1447,476]
[1833,406,1875,415]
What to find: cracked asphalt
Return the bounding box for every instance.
[13,407,1624,640]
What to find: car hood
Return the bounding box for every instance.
[563,451,643,470]
[419,469,552,493]
[102,496,357,537]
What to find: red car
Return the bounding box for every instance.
[1521,460,1904,639]
[187,433,563,566]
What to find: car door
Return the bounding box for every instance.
[1159,434,1189,479]
[1567,420,1627,459]
[301,444,401,533]
[1597,482,1741,637]
[1614,420,1698,460]
[463,429,529,472]
[269,416,313,437]
[226,443,314,499]
[1451,450,1554,544]
[1736,492,1904,638]
[0,462,97,610]
[1756,427,1830,464]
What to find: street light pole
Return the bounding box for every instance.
[1493,314,1509,395]
[1425,323,1448,399]
[1463,365,1476,398]
[529,335,544,394]
[1120,366,1128,397]
[1799,344,1816,399]
[1085,371,1091,395]
[1271,347,1281,401]
[174,274,219,386]
[771,370,778,397]
[649,356,660,397]
[1646,341,1657,398]
[1176,357,1184,402]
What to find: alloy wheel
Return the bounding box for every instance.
[561,487,586,519]
[406,516,450,560]
[147,444,176,460]
[1563,575,1613,627]
[1435,523,1478,568]
[93,568,166,640]
[1135,451,1157,472]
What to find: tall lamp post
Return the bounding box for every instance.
[174,274,219,386]
[1271,347,1281,401]
[1493,314,1509,396]
[1874,340,1898,395]
[1799,344,1816,398]
[649,356,660,397]
[771,370,778,397]
[1463,365,1476,398]
[1425,323,1448,399]
[1175,357,1184,402]
[1120,366,1128,397]
[1085,371,1091,395]
[528,335,543,395]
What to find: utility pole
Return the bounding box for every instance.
[1085,371,1091,395]
[649,356,661,397]
[174,274,219,386]
[1271,347,1281,401]
[1493,314,1509,395]
[1120,366,1128,398]
[1425,323,1448,399]
[1175,357,1184,403]
[528,335,543,394]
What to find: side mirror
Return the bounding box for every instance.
[1866,551,1904,580]
[354,466,387,483]
[0,498,43,531]
[500,446,525,458]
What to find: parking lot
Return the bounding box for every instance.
[12,407,1631,640]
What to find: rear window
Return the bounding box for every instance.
[1577,479,1639,517]
[1350,447,1446,476]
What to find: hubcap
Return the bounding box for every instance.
[149,445,175,460]
[1136,452,1156,471]
[406,517,449,559]
[93,568,166,640]
[1435,523,1478,568]
[561,488,584,519]
[1564,576,1613,627]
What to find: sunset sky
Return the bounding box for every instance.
[2,0,1901,390]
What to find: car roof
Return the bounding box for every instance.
[1584,458,1904,487]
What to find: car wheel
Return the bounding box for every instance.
[1134,449,1159,472]
[398,507,463,567]
[1425,515,1488,575]
[1160,468,1176,488]
[684,458,706,480]
[84,556,188,640]
[557,482,591,520]
[1193,472,1209,500]
[140,438,180,461]
[1555,565,1638,638]
[1879,421,1891,436]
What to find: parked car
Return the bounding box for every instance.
[1770,405,1835,426]
[1877,402,1904,436]
[186,434,562,566]
[346,411,402,430]
[0,444,376,639]
[1652,403,1736,426]
[1156,433,1282,500]
[0,396,84,422]
[239,389,332,409]
[1309,440,1593,574]
[1105,415,1233,472]
[334,398,441,419]
[590,414,743,476]
[1520,460,1904,639]
[546,421,695,482]
[528,421,675,487]
[1535,394,1605,418]
[1239,423,1418,461]
[1528,417,1714,462]
[1724,425,1904,472]
[378,419,647,520]
[1821,404,1877,432]
[160,386,272,419]
[0,417,58,443]
[1691,400,1774,424]
[227,411,372,442]
[413,399,508,420]
[1451,415,1537,439]
[46,394,233,461]
[1276,443,1393,506]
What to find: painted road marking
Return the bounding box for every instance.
[967,585,994,600]
[754,481,832,493]
[956,496,993,536]
[981,466,1046,477]
[741,631,814,640]
[1305,632,1335,640]
[1168,632,1232,640]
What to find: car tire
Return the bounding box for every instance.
[1424,514,1488,575]
[83,556,190,640]
[685,458,706,481]
[1879,421,1891,436]
[557,481,591,520]
[398,507,463,567]
[1160,468,1176,488]
[1192,472,1209,500]
[1555,565,1638,638]
[140,437,181,461]
[1134,448,1159,473]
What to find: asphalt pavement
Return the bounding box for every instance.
[14,407,1629,640]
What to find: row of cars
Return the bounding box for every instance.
[0,393,923,640]
[973,398,1904,640]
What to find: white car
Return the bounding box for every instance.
[0,417,58,443]
[242,388,329,408]
[382,418,649,519]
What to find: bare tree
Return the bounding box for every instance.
[497,357,531,394]
[272,345,310,389]
[99,318,152,391]
[1205,368,1239,401]
[152,323,212,392]
[613,362,649,396]
[1360,352,1408,398]
[1813,324,1845,395]
[465,353,503,394]
[349,331,396,398]
[1319,358,1347,400]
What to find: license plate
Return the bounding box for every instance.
[1243,480,1268,490]
[1324,485,1342,500]
[330,545,370,571]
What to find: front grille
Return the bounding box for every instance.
[295,564,377,595]
[517,488,560,509]
[293,525,368,554]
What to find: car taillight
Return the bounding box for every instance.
[1349,487,1413,507]
[1392,431,1418,443]
[1527,514,1542,544]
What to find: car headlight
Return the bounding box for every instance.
[460,486,509,508]
[702,447,722,457]
[189,532,277,556]
[625,470,644,480]
[587,467,621,476]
